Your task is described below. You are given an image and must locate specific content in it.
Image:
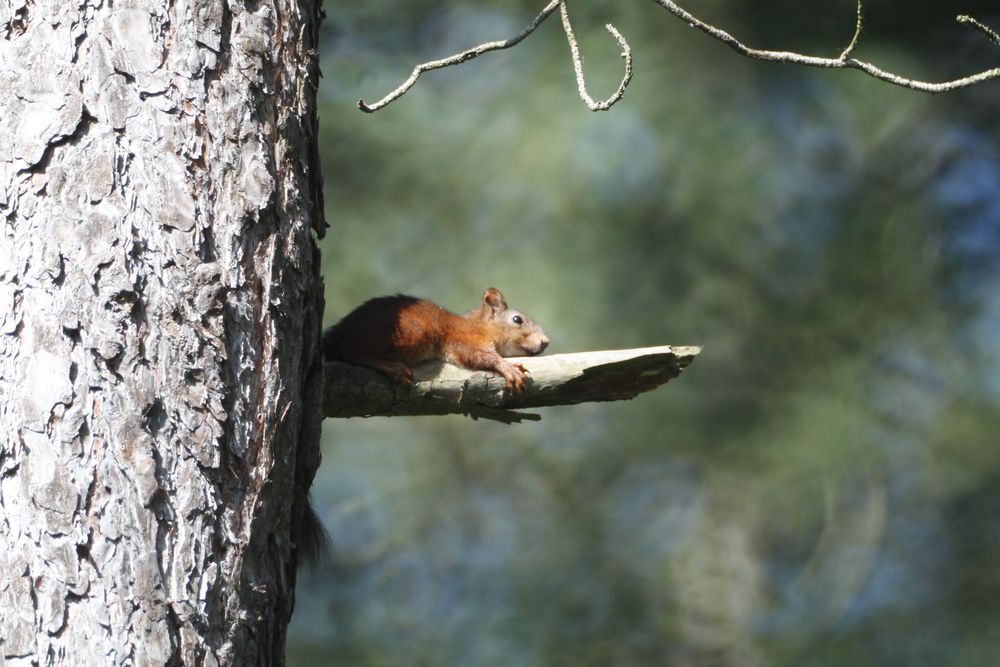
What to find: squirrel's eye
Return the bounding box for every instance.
[512,315,524,325]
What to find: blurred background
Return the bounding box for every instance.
[290,1,1000,664]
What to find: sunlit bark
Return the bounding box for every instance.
[0,0,324,663]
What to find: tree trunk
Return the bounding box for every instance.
[0,1,325,664]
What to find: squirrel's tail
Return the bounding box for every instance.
[296,495,332,567]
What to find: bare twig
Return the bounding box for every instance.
[958,15,1000,47]
[559,1,633,111]
[647,0,1000,93]
[838,0,864,60]
[358,0,561,112]
[358,0,1000,113]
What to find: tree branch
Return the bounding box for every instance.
[358,0,633,113]
[358,0,1000,113]
[647,0,1000,93]
[323,345,701,424]
[559,1,633,112]
[358,0,562,112]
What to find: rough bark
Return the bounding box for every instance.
[0,1,324,665]
[324,346,702,423]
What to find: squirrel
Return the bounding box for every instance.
[323,287,549,393]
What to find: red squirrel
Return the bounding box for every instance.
[323,288,549,393]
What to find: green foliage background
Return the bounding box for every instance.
[292,1,1000,664]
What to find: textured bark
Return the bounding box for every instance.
[324,346,702,423]
[0,1,325,665]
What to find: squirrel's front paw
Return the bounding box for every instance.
[497,361,528,394]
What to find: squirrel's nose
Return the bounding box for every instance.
[538,338,549,353]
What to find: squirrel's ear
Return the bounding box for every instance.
[482,288,507,315]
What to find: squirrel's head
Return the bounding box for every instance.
[470,287,549,357]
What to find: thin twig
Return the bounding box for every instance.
[559,1,633,111]
[838,0,863,60]
[957,14,1000,47]
[358,0,561,112]
[647,0,1000,93]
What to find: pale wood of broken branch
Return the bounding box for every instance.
[325,345,702,424]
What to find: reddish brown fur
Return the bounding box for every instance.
[324,288,549,393]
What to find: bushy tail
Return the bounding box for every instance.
[296,495,332,567]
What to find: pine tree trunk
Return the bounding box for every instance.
[0,1,325,664]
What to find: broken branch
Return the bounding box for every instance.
[323,345,701,424]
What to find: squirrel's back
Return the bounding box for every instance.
[323,294,462,364]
